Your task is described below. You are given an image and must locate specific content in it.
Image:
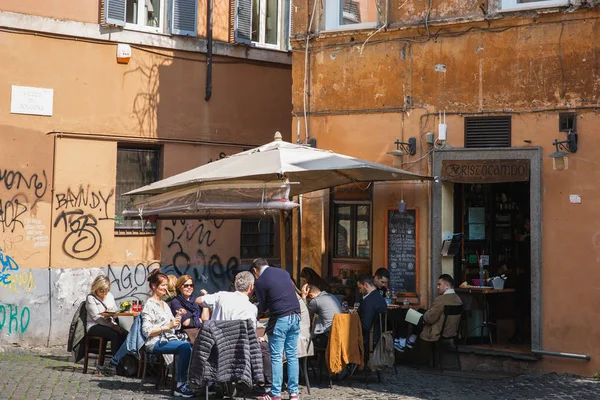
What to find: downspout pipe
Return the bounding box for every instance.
[531,350,591,361]
[205,0,213,101]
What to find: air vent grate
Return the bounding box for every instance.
[464,116,511,148]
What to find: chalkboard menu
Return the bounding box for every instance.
[386,208,419,294]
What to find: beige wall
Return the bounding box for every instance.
[2,0,99,23]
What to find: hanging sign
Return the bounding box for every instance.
[441,159,530,183]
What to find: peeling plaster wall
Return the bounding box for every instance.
[292,2,600,375]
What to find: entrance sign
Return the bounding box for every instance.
[441,159,530,183]
[385,208,419,295]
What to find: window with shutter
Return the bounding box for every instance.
[325,0,378,31]
[105,0,127,26]
[172,0,198,36]
[464,116,512,148]
[235,0,291,50]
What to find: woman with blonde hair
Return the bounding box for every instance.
[86,275,127,368]
[141,269,194,398]
[164,274,178,301]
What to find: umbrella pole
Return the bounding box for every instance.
[280,209,286,270]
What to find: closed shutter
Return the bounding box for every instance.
[235,0,252,44]
[172,0,198,36]
[104,0,126,26]
[464,116,512,148]
[283,0,292,50]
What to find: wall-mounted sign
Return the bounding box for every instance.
[11,85,54,117]
[441,159,530,183]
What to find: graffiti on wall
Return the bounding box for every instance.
[162,219,242,294]
[108,262,160,301]
[0,302,31,334]
[0,248,20,284]
[53,186,114,260]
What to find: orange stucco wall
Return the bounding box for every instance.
[292,1,600,375]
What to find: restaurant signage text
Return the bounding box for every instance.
[441,159,530,183]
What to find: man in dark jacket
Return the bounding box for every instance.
[252,258,301,400]
[357,275,387,353]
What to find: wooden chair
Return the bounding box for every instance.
[82,334,109,374]
[430,304,463,373]
[139,348,177,395]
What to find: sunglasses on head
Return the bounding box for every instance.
[182,284,194,288]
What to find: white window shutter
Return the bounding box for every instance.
[104,0,126,26]
[172,0,198,36]
[234,0,252,44]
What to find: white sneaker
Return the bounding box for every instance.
[393,338,406,352]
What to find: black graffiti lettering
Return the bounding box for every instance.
[53,210,102,260]
[108,262,160,301]
[0,199,28,233]
[0,169,48,199]
[55,186,114,220]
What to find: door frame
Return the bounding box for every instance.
[432,147,542,351]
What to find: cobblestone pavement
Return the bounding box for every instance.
[0,348,598,400]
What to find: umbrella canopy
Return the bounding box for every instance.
[127,132,431,198]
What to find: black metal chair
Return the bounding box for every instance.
[430,304,463,373]
[364,312,396,384]
[138,348,177,395]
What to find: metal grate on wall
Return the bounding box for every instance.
[464,116,511,148]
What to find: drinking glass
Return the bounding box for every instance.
[354,302,360,312]
[341,301,348,312]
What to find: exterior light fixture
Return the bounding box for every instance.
[548,130,577,171]
[397,199,408,213]
[387,137,417,156]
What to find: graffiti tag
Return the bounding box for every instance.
[53,210,102,260]
[55,186,114,220]
[0,303,30,334]
[0,169,48,199]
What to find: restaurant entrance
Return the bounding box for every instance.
[453,181,531,350]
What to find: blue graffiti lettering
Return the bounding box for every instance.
[0,247,19,284]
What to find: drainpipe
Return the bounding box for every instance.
[531,350,591,360]
[205,0,213,101]
[46,133,58,347]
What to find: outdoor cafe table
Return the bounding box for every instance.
[101,311,140,331]
[455,286,516,346]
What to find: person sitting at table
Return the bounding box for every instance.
[393,274,462,352]
[86,275,127,369]
[170,275,210,344]
[163,274,178,302]
[301,283,342,349]
[300,267,331,293]
[356,275,387,353]
[373,268,390,298]
[141,269,195,398]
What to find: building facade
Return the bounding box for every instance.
[291,0,600,375]
[0,0,292,347]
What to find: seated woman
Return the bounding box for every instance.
[163,274,178,302]
[141,269,195,398]
[169,275,208,344]
[86,275,127,368]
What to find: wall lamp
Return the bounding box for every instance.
[548,130,578,171]
[387,137,417,156]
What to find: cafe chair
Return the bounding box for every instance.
[82,333,109,374]
[139,348,177,395]
[365,312,395,384]
[430,304,463,373]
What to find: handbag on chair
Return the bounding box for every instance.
[367,314,395,371]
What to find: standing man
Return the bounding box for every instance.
[373,267,390,298]
[251,258,301,400]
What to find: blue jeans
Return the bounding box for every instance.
[152,340,193,383]
[268,314,300,397]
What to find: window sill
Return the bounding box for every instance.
[496,2,570,13]
[115,229,157,237]
[124,23,168,35]
[323,22,378,33]
[250,42,289,52]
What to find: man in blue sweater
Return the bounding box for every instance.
[251,258,301,400]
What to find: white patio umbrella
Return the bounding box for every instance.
[123,132,431,266]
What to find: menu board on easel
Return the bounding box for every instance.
[385,208,419,295]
